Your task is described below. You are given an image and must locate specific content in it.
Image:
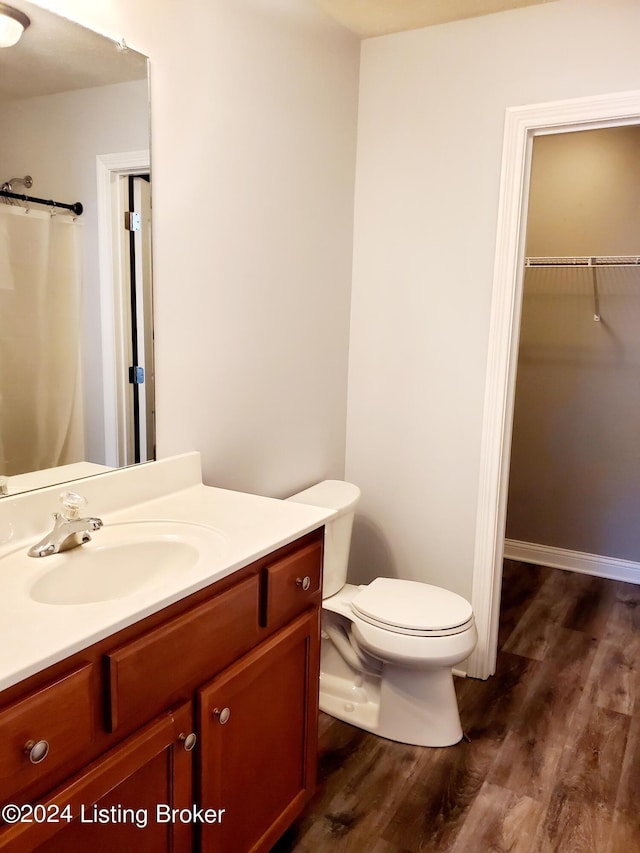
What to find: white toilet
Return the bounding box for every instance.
[288,480,477,747]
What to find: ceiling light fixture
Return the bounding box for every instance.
[0,3,30,48]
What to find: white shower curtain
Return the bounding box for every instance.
[0,205,84,476]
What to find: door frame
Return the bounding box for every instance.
[467,89,640,680]
[96,150,150,467]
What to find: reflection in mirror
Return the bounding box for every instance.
[0,0,153,495]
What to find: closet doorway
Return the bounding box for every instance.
[469,90,640,681]
[505,126,640,580]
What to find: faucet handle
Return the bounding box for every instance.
[59,492,88,521]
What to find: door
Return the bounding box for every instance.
[123,173,154,465]
[198,610,319,853]
[0,704,194,852]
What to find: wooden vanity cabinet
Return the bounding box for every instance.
[198,608,320,853]
[0,703,194,853]
[0,528,323,853]
[105,573,262,733]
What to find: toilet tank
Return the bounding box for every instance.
[287,480,360,598]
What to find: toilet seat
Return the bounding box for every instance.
[351,578,474,637]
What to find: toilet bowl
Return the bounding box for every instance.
[288,480,477,747]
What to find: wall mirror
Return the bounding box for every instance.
[0,0,152,496]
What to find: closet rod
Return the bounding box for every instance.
[0,189,83,216]
[525,255,640,267]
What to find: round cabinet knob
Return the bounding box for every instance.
[179,732,197,752]
[213,707,231,724]
[296,576,311,591]
[24,739,49,765]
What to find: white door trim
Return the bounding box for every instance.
[467,89,640,680]
[96,150,150,467]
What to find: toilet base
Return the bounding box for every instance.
[319,657,464,747]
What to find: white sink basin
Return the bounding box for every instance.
[22,521,227,605]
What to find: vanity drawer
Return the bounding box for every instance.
[105,573,261,732]
[0,663,95,804]
[261,538,322,629]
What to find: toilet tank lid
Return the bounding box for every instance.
[287,480,360,513]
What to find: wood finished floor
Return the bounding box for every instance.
[271,562,640,852]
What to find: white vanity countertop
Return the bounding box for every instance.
[0,453,334,692]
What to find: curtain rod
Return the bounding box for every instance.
[525,255,640,267]
[0,189,83,216]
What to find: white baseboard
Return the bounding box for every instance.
[504,539,640,585]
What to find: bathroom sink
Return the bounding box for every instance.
[22,521,227,605]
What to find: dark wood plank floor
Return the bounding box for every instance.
[271,562,640,852]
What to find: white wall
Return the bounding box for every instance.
[347,0,640,599]
[32,0,360,497]
[526,126,640,257]
[31,0,640,610]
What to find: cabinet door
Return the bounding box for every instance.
[198,608,320,853]
[0,703,194,853]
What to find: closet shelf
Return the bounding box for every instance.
[525,255,640,267]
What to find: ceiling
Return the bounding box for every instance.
[315,0,558,38]
[0,0,146,102]
[0,0,556,102]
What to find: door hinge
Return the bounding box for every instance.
[124,211,141,232]
[129,366,145,384]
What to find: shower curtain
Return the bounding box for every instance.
[0,205,84,477]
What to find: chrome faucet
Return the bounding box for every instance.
[28,492,103,558]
